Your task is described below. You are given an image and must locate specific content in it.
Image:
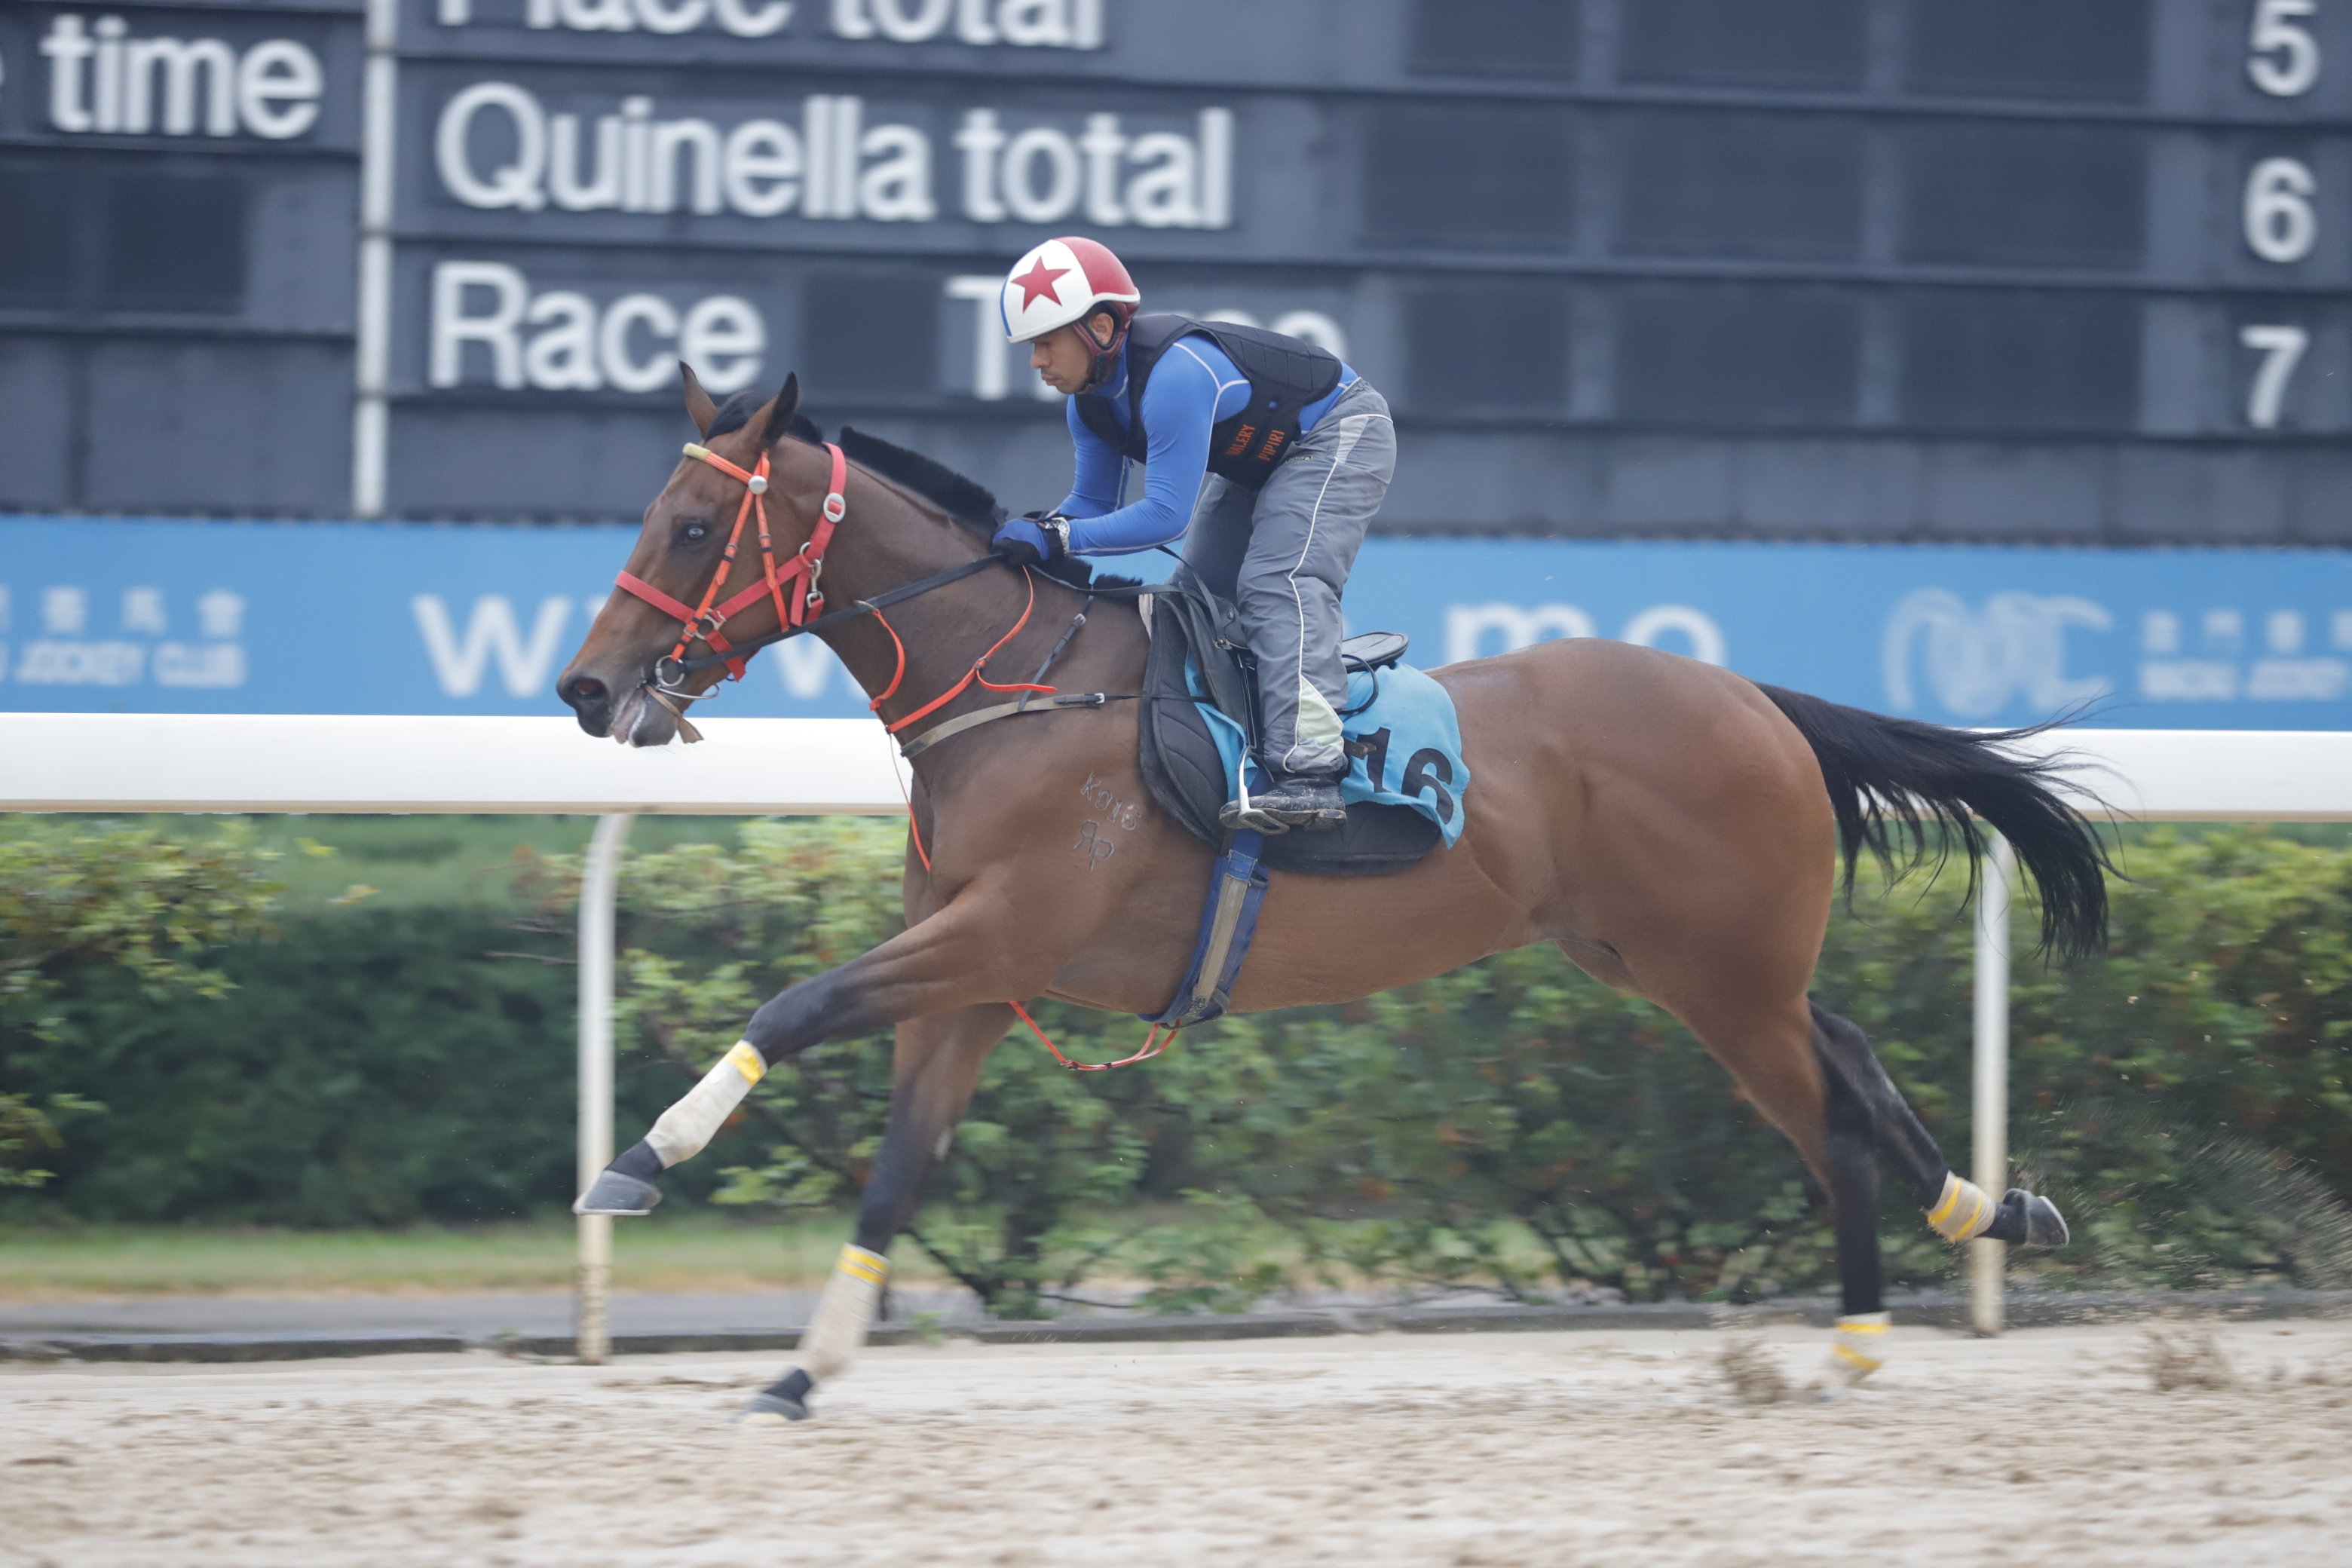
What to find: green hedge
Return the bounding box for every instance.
[7,816,2350,1310]
[605,819,2352,1311]
[0,819,746,1223]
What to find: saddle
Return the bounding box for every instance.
[1135,567,1442,877]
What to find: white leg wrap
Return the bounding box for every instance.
[1925,1171,1997,1243]
[644,1040,765,1168]
[1821,1311,1891,1394]
[793,1245,889,1383]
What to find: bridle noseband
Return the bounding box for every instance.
[614,439,848,694]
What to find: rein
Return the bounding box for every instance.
[663,557,1000,683]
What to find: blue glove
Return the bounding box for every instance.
[992,513,1067,568]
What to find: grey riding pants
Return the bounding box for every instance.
[1181,378,1396,777]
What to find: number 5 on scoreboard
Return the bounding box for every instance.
[2251,0,2323,96]
[2240,324,2311,429]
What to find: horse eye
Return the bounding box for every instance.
[681,522,709,543]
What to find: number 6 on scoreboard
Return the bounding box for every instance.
[2240,324,2311,429]
[2244,158,2320,262]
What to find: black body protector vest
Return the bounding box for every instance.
[1074,314,1343,492]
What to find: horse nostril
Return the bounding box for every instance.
[563,675,608,710]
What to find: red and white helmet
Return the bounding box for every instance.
[1000,235,1141,347]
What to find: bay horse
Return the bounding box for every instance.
[557,371,2102,1423]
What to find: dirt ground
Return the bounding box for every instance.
[4,1321,2349,1567]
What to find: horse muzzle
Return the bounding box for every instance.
[557,665,676,746]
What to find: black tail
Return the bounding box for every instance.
[1755,683,2114,961]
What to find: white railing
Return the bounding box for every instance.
[0,714,908,816]
[8,716,2352,1348]
[5,713,904,1361]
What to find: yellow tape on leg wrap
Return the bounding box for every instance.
[792,1246,889,1383]
[835,1245,890,1287]
[1925,1171,1995,1242]
[644,1040,767,1168]
[1826,1311,1891,1384]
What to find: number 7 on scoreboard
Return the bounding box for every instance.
[2240,324,2311,430]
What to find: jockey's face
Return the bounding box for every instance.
[1029,312,1117,395]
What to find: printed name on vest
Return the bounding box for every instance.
[1222,423,1259,458]
[1255,427,1288,462]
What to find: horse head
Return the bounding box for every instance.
[556,364,823,746]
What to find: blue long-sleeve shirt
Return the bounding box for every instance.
[1056,334,1356,555]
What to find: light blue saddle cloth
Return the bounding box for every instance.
[1189,655,1472,848]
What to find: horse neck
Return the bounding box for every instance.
[800,477,1061,722]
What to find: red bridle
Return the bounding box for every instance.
[615,439,848,686]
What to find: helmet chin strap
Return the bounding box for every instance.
[1076,312,1131,395]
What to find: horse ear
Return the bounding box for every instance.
[681,363,717,436]
[755,372,802,450]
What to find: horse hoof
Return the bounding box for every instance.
[736,1392,810,1426]
[2011,1188,2070,1249]
[573,1170,662,1217]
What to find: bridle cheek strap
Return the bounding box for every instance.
[614,440,849,685]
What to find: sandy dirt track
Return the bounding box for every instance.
[5,1321,2350,1567]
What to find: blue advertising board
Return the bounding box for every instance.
[5,516,2351,730]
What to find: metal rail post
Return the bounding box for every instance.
[577,812,635,1364]
[351,0,397,517]
[1970,834,2015,1336]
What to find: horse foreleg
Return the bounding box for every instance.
[575,889,1046,1217]
[740,1002,1013,1425]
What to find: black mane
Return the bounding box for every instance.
[836,426,1146,596]
[838,426,1006,532]
[707,388,822,445]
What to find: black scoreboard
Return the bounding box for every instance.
[3,0,2348,541]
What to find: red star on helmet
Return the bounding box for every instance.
[1010,256,1070,309]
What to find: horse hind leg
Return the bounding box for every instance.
[1805,1004,2069,1393]
[1689,998,2070,1397]
[1808,1003,2070,1258]
[1813,1038,1892,1394]
[1664,994,1900,1395]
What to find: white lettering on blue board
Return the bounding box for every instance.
[1882,590,2113,719]
[412,595,574,699]
[1444,602,1726,668]
[0,583,249,690]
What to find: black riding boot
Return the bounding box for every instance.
[1222,768,1348,834]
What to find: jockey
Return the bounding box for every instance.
[991,236,1396,834]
